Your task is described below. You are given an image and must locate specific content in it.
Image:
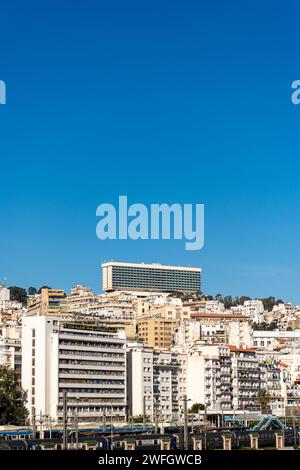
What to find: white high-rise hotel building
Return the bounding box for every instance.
[22,316,127,423]
[102,262,202,293]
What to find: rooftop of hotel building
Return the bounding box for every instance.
[101,261,201,272]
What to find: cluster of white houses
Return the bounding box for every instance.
[1,262,300,425]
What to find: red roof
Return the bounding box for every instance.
[228,345,255,353]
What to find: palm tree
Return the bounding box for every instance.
[258,389,271,414]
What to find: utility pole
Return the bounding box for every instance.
[143,395,146,430]
[202,402,207,451]
[293,416,296,447]
[39,411,44,439]
[103,408,106,433]
[63,391,68,450]
[154,404,158,434]
[183,395,188,451]
[75,397,79,450]
[110,403,114,450]
[49,416,52,440]
[32,407,37,440]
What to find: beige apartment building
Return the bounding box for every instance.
[134,299,191,321]
[137,318,179,349]
[27,288,68,316]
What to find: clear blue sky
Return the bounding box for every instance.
[1,1,300,302]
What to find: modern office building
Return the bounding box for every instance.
[22,316,127,424]
[102,262,201,293]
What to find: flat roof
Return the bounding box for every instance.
[253,330,300,338]
[191,313,249,319]
[101,261,201,272]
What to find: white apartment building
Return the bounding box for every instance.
[0,284,22,312]
[187,346,233,413]
[127,342,186,423]
[22,316,127,424]
[256,351,283,415]
[0,338,22,381]
[186,345,260,413]
[230,346,260,411]
[0,285,10,303]
[230,300,264,323]
[202,300,225,313]
[0,325,22,380]
[243,300,264,323]
[64,285,99,314]
[65,287,135,319]
[174,314,253,352]
[280,354,300,408]
[253,330,300,352]
[273,303,298,316]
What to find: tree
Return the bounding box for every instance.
[258,389,271,414]
[27,287,37,296]
[8,286,27,305]
[188,403,205,413]
[223,296,233,309]
[236,296,251,305]
[0,366,28,425]
[252,320,278,331]
[260,297,276,312]
[132,414,150,423]
[37,285,51,294]
[204,295,214,301]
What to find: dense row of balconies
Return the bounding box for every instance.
[59,339,124,349]
[238,384,260,391]
[58,397,126,405]
[59,379,125,387]
[59,360,125,369]
[59,369,125,377]
[59,330,123,342]
[236,392,258,398]
[58,389,125,396]
[59,350,125,361]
